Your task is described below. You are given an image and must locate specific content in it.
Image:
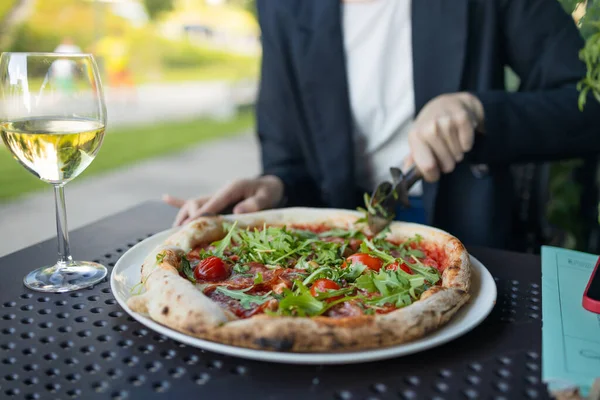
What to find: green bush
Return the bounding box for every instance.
[160,40,246,69]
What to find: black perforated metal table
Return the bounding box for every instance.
[0,201,550,400]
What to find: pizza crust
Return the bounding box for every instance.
[126,208,472,352]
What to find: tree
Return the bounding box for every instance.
[557,0,600,109]
[143,0,174,20]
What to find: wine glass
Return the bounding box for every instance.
[0,52,108,293]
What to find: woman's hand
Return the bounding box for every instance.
[163,175,285,226]
[408,92,484,182]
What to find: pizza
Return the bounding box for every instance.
[126,208,471,352]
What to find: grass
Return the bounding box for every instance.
[0,110,254,202]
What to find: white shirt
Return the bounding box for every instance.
[342,0,421,194]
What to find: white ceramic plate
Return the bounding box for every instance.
[111,227,497,365]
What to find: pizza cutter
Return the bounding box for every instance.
[367,166,423,234]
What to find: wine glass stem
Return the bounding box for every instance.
[53,185,73,266]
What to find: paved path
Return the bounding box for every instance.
[0,133,260,257]
[106,80,257,127]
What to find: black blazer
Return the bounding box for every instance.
[255,0,600,248]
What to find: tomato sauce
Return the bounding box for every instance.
[420,243,448,272]
[289,223,332,234]
[374,304,398,315]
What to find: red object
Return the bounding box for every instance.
[343,253,383,271]
[194,256,231,281]
[583,256,600,314]
[310,279,341,301]
[387,262,413,274]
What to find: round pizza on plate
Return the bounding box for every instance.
[126,208,471,352]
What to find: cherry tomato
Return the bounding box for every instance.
[343,253,383,271]
[310,279,340,297]
[194,256,231,281]
[387,262,413,275]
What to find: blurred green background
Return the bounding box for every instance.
[5,0,259,83]
[0,0,259,200]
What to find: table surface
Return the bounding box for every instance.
[0,202,550,400]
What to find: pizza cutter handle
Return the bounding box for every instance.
[392,166,422,208]
[403,166,422,190]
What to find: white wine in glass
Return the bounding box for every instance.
[0,52,108,293]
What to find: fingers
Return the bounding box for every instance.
[174,176,285,226]
[233,187,272,214]
[420,121,455,174]
[171,197,209,227]
[181,181,248,225]
[409,93,481,182]
[454,109,476,152]
[409,130,439,182]
[162,194,186,208]
[438,115,464,163]
[197,181,246,215]
[174,202,193,227]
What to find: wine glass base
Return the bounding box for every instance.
[23,261,107,293]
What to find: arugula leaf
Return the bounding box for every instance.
[340,262,367,282]
[130,281,144,295]
[212,221,238,257]
[355,208,369,224]
[354,268,430,309]
[276,282,325,317]
[302,266,333,286]
[407,256,441,285]
[253,272,263,284]
[374,225,391,240]
[364,192,377,215]
[409,233,423,244]
[362,239,396,264]
[180,256,196,284]
[366,290,412,308]
[293,230,319,240]
[355,272,378,293]
[300,260,366,286]
[409,275,426,288]
[233,264,250,274]
[294,256,311,270]
[313,287,353,301]
[354,193,373,224]
[215,286,272,310]
[397,235,425,258]
[232,225,300,265]
[318,228,365,239]
[405,248,425,259]
[272,239,316,264]
[205,222,360,270]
